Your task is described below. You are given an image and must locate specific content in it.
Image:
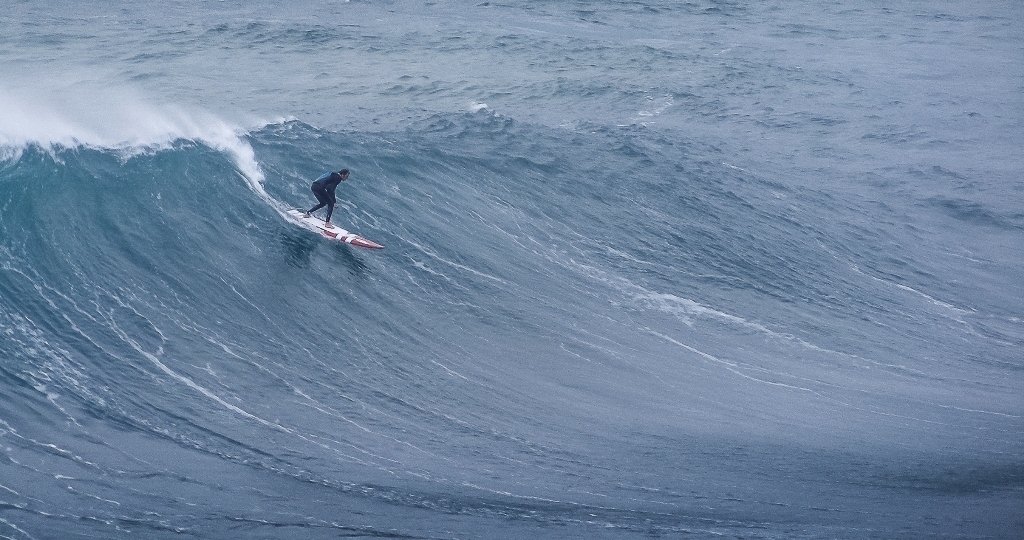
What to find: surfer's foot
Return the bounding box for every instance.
[302,212,311,218]
[324,221,334,229]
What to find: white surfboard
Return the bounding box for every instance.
[287,209,384,249]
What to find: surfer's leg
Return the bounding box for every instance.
[307,186,329,215]
[324,201,335,223]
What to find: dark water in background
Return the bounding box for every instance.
[1,1,1022,538]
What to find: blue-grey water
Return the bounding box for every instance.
[2,1,1022,538]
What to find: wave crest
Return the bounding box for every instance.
[0,84,264,186]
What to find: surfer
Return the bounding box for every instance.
[303,169,349,229]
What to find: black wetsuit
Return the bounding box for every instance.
[306,171,344,222]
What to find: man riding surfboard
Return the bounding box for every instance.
[303,169,348,229]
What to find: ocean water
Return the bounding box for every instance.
[1,1,1022,538]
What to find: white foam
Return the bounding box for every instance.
[0,83,296,220]
[0,85,265,185]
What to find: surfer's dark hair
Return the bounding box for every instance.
[339,169,349,175]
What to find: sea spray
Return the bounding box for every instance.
[0,83,299,220]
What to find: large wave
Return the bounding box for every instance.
[2,87,1022,538]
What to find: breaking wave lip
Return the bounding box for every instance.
[0,85,310,224]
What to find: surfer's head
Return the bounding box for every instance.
[339,169,349,180]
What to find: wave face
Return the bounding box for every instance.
[2,1,1023,539]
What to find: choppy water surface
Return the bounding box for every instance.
[1,1,1022,538]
